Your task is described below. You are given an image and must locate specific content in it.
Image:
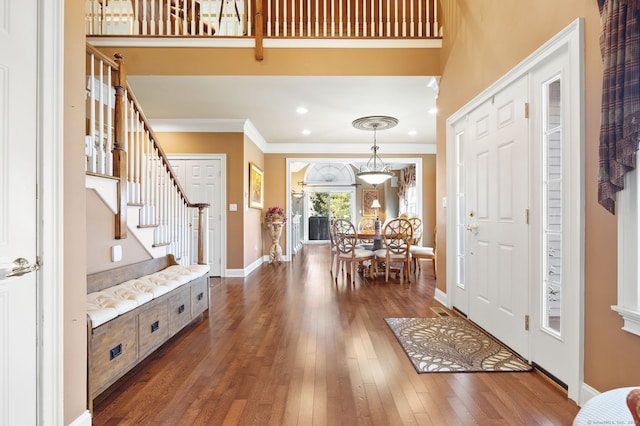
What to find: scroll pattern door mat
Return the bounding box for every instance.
[385,317,533,373]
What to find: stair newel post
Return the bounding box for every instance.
[113,52,128,239]
[194,203,209,265]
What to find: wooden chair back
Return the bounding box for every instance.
[333,219,358,255]
[628,389,640,424]
[382,218,413,256]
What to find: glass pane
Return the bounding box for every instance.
[547,180,562,232]
[329,192,351,220]
[309,192,329,217]
[547,131,562,180]
[547,80,561,131]
[543,77,562,335]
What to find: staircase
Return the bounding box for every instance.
[85,44,207,265]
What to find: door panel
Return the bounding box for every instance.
[0,0,38,421]
[466,76,529,358]
[169,158,223,276]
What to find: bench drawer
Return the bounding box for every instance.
[89,315,138,394]
[169,287,191,334]
[191,276,209,317]
[138,302,169,358]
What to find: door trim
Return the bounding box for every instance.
[39,0,65,422]
[285,157,423,261]
[445,18,584,403]
[166,154,227,277]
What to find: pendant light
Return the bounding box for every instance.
[353,115,398,186]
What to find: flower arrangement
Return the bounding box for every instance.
[265,206,287,223]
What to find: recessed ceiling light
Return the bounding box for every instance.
[408,130,417,136]
[296,106,308,114]
[302,129,311,135]
[428,107,438,114]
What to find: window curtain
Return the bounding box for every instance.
[398,165,415,199]
[598,0,640,213]
[398,165,416,213]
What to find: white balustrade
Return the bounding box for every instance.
[85,0,441,39]
[86,46,205,265]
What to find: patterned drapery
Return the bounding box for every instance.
[597,0,640,213]
[398,165,416,200]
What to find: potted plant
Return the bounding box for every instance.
[265,206,287,224]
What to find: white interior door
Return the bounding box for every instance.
[465,76,530,358]
[169,156,224,276]
[0,0,39,422]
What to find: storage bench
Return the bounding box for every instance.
[86,254,209,408]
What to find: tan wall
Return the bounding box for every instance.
[86,190,151,274]
[96,47,440,77]
[156,132,246,269]
[64,0,89,422]
[245,136,266,265]
[437,1,640,391]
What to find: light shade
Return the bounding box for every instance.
[371,199,382,209]
[353,116,398,186]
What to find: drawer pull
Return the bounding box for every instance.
[151,321,160,333]
[197,292,204,301]
[178,304,185,314]
[110,344,122,360]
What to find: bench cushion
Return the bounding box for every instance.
[87,263,210,328]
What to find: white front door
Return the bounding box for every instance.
[466,76,530,357]
[169,156,225,276]
[0,0,39,422]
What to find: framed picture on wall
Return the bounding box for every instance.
[362,189,379,217]
[249,162,264,209]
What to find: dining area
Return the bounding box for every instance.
[329,215,436,285]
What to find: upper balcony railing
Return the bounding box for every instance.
[85,0,442,39]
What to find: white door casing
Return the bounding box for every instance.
[465,77,530,358]
[169,155,225,276]
[446,19,584,402]
[0,0,38,422]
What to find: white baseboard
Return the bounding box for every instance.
[225,269,245,277]
[68,410,92,426]
[578,383,600,407]
[434,287,448,307]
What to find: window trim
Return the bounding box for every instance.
[614,167,640,336]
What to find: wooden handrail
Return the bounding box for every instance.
[123,83,198,208]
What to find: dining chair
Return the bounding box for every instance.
[358,217,377,250]
[328,217,338,275]
[374,217,413,283]
[628,388,640,424]
[333,219,376,284]
[411,226,436,278]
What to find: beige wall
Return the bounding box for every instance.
[245,136,266,265]
[96,46,441,77]
[86,190,151,274]
[64,0,89,422]
[437,1,640,391]
[157,132,246,269]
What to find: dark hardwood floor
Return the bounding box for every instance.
[92,244,580,425]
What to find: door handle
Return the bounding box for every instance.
[5,257,40,278]
[466,223,478,232]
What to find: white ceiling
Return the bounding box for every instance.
[127,75,439,153]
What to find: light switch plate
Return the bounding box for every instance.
[111,245,122,262]
[229,203,237,211]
